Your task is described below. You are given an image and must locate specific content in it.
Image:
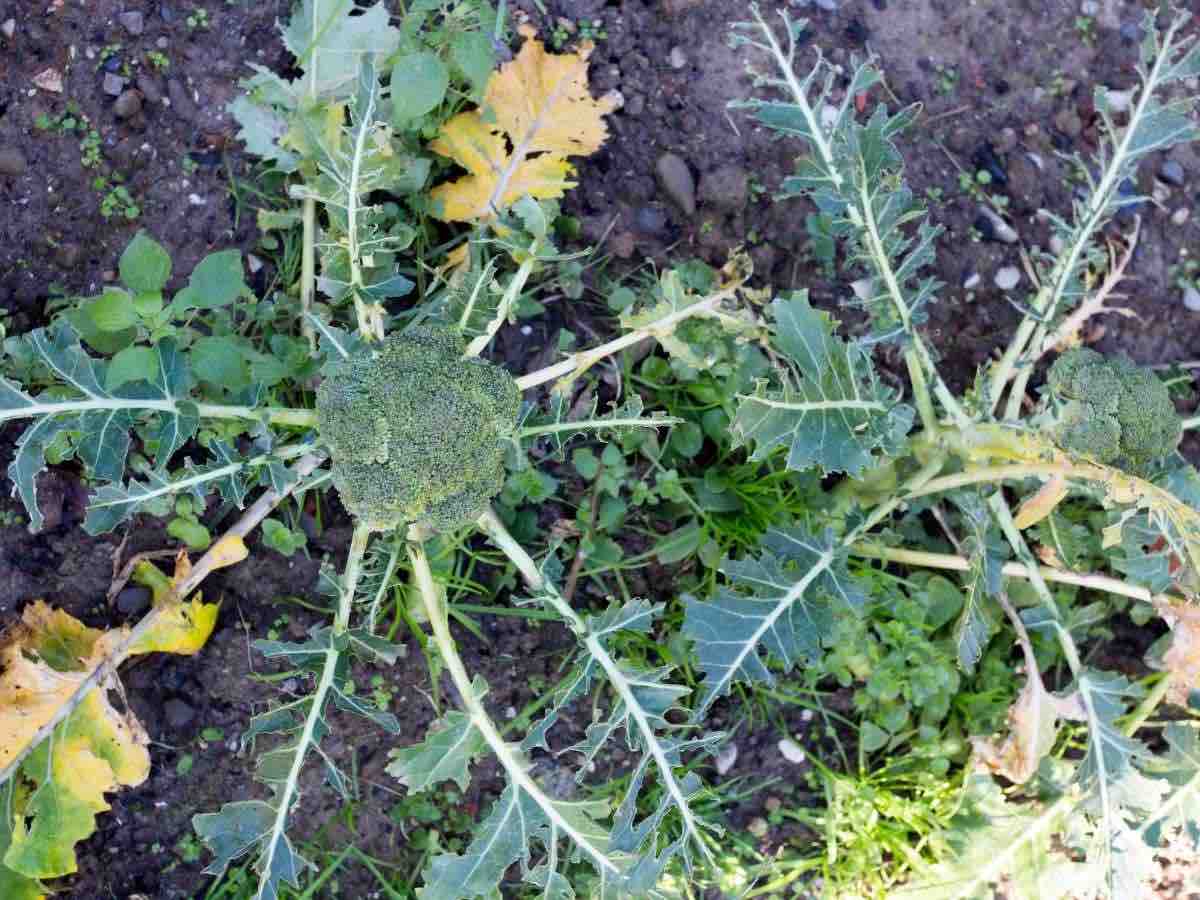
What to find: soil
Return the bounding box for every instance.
[1,0,1199,897]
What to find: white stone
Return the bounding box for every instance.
[995,266,1022,291]
[668,46,687,70]
[851,277,874,300]
[1184,285,1200,313]
[1172,207,1191,227]
[778,737,807,764]
[1102,87,1134,114]
[963,272,982,290]
[1049,234,1066,255]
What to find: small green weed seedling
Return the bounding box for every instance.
[3,2,1200,899]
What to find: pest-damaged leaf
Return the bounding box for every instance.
[683,527,865,716]
[0,584,219,883]
[732,292,913,476]
[387,696,487,794]
[971,662,1076,785]
[430,28,615,221]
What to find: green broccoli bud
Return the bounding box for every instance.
[1045,348,1181,472]
[316,326,521,532]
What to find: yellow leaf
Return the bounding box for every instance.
[126,595,219,656]
[0,596,218,880]
[1013,474,1069,529]
[429,33,614,222]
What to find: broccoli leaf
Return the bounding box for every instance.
[1,325,196,531]
[387,708,486,794]
[283,0,399,100]
[429,33,615,221]
[732,292,912,476]
[950,493,1005,671]
[683,527,865,715]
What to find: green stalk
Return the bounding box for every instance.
[406,539,623,878]
[300,197,317,352]
[904,346,938,435]
[256,520,373,898]
[196,403,320,428]
[475,506,715,864]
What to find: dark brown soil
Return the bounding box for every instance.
[2,0,1199,897]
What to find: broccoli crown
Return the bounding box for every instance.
[1045,348,1180,471]
[316,327,521,532]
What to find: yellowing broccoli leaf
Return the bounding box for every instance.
[0,584,219,881]
[430,29,614,222]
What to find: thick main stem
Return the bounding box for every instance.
[257,520,372,897]
[406,539,621,877]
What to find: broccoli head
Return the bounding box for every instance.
[316,327,521,532]
[1045,347,1180,472]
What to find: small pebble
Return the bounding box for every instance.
[1102,87,1134,114]
[113,89,143,119]
[634,204,668,236]
[1,18,15,40]
[0,147,27,176]
[1171,207,1190,227]
[963,272,982,290]
[103,72,127,97]
[715,743,738,775]
[655,152,696,216]
[747,817,769,838]
[778,736,807,764]
[1049,234,1066,255]
[668,46,687,69]
[815,0,840,10]
[1184,285,1200,313]
[187,193,205,206]
[1080,1,1099,15]
[1159,159,1186,187]
[118,10,144,36]
[995,266,1022,291]
[820,103,838,132]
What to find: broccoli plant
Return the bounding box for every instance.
[4,2,1200,899]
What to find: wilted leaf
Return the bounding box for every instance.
[971,666,1076,785]
[0,592,219,880]
[1014,475,1070,529]
[1155,598,1200,705]
[430,29,614,221]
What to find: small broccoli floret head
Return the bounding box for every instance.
[1046,348,1181,472]
[316,327,521,532]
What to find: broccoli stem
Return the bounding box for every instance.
[849,542,1177,607]
[406,538,623,877]
[513,288,734,391]
[300,197,317,353]
[195,403,319,428]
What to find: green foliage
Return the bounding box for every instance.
[315,326,520,531]
[1046,347,1182,471]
